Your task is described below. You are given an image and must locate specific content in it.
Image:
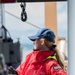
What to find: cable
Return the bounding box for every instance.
[5,10,41,29]
[1,25,12,39]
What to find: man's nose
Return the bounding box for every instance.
[33,41,35,44]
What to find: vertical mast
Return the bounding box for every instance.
[45,2,58,43]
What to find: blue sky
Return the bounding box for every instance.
[4,2,68,46]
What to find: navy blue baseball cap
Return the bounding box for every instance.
[28,28,55,43]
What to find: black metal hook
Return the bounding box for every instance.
[21,11,27,22]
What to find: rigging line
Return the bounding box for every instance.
[5,10,41,29]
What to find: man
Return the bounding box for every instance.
[8,28,67,75]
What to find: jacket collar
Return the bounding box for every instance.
[30,50,56,62]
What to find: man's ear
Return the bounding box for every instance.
[41,39,45,45]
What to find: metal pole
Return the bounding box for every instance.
[68,0,75,74]
[0,4,1,26]
[1,4,5,26]
[0,4,6,39]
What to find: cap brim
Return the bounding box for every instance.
[28,35,39,41]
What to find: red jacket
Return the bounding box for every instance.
[16,50,67,75]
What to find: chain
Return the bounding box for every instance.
[20,2,27,22]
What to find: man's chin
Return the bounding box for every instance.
[33,48,40,51]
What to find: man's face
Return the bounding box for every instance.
[33,39,43,50]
